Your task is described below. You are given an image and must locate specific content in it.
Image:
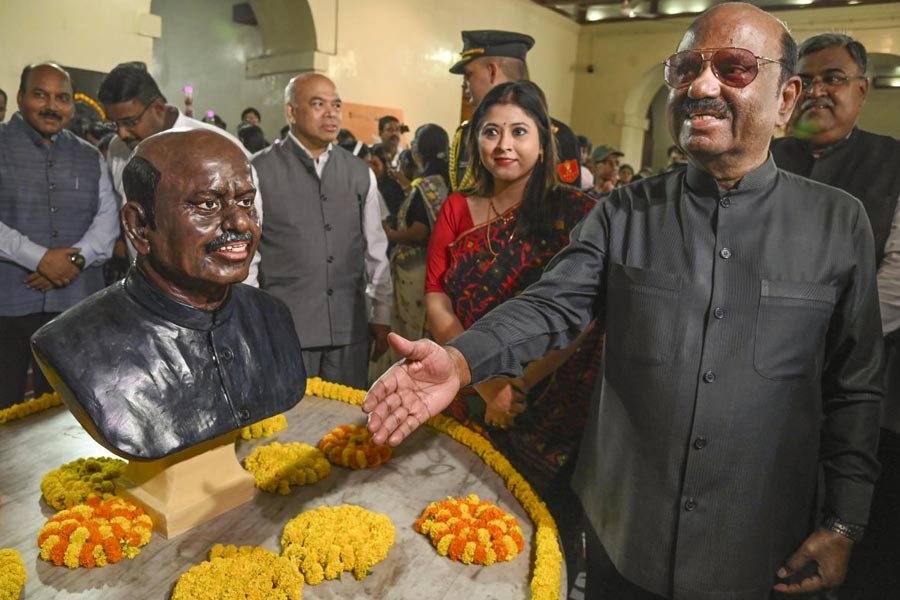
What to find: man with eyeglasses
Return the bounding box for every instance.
[363,5,884,599]
[0,63,118,410]
[97,62,264,285]
[771,33,900,600]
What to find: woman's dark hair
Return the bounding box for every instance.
[237,124,268,153]
[241,107,261,122]
[462,80,560,236]
[369,143,392,176]
[413,124,450,187]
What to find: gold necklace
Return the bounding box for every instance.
[485,199,515,258]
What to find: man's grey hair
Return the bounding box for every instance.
[798,33,868,75]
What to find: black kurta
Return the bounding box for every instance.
[450,158,883,599]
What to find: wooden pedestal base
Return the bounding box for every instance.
[116,432,255,539]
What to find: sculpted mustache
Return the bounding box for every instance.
[678,97,732,118]
[206,231,254,253]
[39,110,62,121]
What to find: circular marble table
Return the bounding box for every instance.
[0,395,562,599]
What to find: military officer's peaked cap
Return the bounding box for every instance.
[449,30,536,74]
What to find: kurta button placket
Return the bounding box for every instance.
[238,408,251,421]
[220,347,234,361]
[684,498,698,511]
[713,306,725,319]
[324,223,333,231]
[719,197,731,208]
[693,437,708,450]
[702,370,716,383]
[719,247,732,259]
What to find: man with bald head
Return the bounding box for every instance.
[31,129,305,460]
[363,4,883,598]
[252,73,391,390]
[0,62,118,410]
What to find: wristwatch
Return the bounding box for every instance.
[822,516,865,543]
[70,253,86,271]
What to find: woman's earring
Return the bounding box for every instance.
[539,148,544,162]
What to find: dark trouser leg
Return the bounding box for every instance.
[318,341,368,390]
[584,520,668,599]
[0,313,57,409]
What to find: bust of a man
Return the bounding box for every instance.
[32,129,306,460]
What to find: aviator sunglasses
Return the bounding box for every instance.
[664,47,785,89]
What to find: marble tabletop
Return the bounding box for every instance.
[0,395,561,599]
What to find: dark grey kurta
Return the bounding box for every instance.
[449,158,883,600]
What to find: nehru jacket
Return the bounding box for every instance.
[449,158,884,600]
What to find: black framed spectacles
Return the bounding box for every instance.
[798,74,867,91]
[664,47,784,89]
[102,97,159,132]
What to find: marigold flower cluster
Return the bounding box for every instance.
[74,93,106,120]
[40,456,127,510]
[281,505,395,585]
[240,414,288,440]
[0,548,27,600]
[319,424,392,469]
[305,377,365,405]
[171,544,304,600]
[307,380,563,600]
[416,494,525,564]
[0,391,62,423]
[37,496,153,569]
[243,442,331,495]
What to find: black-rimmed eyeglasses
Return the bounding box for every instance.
[102,97,159,132]
[664,47,784,89]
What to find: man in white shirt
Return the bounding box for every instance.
[252,73,392,388]
[97,62,262,285]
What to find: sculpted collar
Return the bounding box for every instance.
[123,268,235,331]
[684,154,778,199]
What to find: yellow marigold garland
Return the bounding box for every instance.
[416,494,525,565]
[171,544,304,600]
[240,413,288,440]
[40,456,127,510]
[308,377,563,600]
[281,505,395,585]
[0,548,27,600]
[74,93,106,120]
[243,442,331,495]
[319,424,392,469]
[0,391,62,423]
[37,496,153,569]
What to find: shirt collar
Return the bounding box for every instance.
[810,126,857,159]
[684,154,778,199]
[9,111,64,146]
[289,132,332,162]
[124,267,235,331]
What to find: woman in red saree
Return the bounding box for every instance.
[425,81,603,582]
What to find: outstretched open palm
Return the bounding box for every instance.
[363,333,467,446]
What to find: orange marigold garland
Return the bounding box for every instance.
[281,505,395,585]
[40,456,126,510]
[0,548,27,599]
[37,496,152,569]
[319,424,392,469]
[240,414,288,440]
[243,441,331,495]
[171,544,304,600]
[416,494,525,565]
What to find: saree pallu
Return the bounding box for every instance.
[441,188,603,491]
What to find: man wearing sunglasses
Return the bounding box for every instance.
[771,34,900,600]
[363,4,884,599]
[97,62,264,286]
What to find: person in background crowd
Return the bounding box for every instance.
[252,73,392,389]
[240,106,261,127]
[0,88,7,122]
[618,163,635,186]
[0,63,118,409]
[278,124,290,142]
[449,29,581,190]
[365,4,884,598]
[369,143,406,232]
[639,165,654,178]
[98,61,263,286]
[577,134,595,191]
[202,112,227,130]
[588,144,624,196]
[424,80,603,592]
[237,123,268,153]
[378,115,406,170]
[770,32,900,600]
[665,143,688,171]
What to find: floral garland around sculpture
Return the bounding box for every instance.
[319,424,392,469]
[74,93,106,121]
[243,441,331,495]
[40,456,127,510]
[170,544,304,600]
[0,548,27,600]
[37,496,153,569]
[416,493,525,564]
[281,504,395,585]
[305,377,563,600]
[0,391,63,423]
[240,413,288,440]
